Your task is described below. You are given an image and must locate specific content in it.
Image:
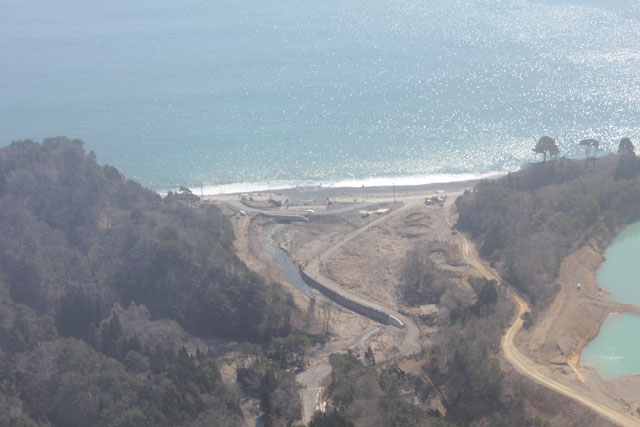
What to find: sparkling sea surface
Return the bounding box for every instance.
[2,0,640,192]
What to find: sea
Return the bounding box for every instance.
[2,0,640,194]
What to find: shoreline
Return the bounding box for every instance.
[209,172,638,381]
[203,175,495,205]
[173,171,508,198]
[566,243,640,377]
[579,311,640,378]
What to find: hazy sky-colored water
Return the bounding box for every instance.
[2,0,640,191]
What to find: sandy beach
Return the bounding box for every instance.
[203,176,488,209]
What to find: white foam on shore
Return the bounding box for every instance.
[160,171,508,196]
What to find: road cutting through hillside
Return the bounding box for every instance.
[230,191,640,426]
[448,213,640,427]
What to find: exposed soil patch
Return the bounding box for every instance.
[516,244,640,420]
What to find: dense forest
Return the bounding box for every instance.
[456,144,640,308]
[3,137,632,426]
[315,273,576,427]
[0,137,305,426]
[312,352,454,427]
[1,137,464,427]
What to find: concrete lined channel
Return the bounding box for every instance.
[300,270,405,328]
[267,223,404,328]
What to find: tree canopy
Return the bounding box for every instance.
[579,138,599,159]
[533,136,559,162]
[615,138,638,180]
[0,137,304,426]
[618,137,635,157]
[456,155,640,305]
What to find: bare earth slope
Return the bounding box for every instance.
[451,210,640,427]
[223,184,640,426]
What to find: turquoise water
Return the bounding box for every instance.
[581,313,640,378]
[596,221,640,306]
[581,221,640,377]
[2,0,640,191]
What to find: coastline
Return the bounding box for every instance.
[202,174,498,205]
[180,171,507,199]
[206,171,639,376]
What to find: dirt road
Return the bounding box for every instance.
[294,200,424,422]
[297,363,332,422]
[231,195,428,422]
[226,185,640,426]
[450,211,640,427]
[302,201,422,356]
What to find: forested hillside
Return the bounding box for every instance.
[0,137,302,426]
[456,150,640,308]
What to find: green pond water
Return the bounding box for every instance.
[596,221,640,306]
[581,313,640,378]
[580,221,640,378]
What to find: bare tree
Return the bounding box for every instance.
[579,138,599,159]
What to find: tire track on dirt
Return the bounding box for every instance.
[447,210,640,427]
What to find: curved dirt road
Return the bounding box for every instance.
[304,203,421,350]
[501,294,640,427]
[230,199,423,423]
[450,214,640,427]
[295,201,423,422]
[302,201,422,355]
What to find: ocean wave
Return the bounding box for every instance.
[162,170,508,196]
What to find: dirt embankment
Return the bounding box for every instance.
[517,243,640,422]
[221,186,640,426]
[522,245,610,363]
[320,205,464,311]
[522,243,640,365]
[225,194,467,423]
